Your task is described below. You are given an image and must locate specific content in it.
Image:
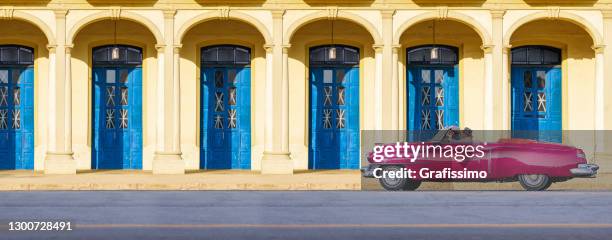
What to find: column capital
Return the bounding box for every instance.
[271,9,286,19]
[481,44,494,54]
[173,44,182,54]
[65,44,74,54]
[263,44,274,53]
[490,9,506,19]
[46,44,58,53]
[381,10,396,19]
[53,9,68,19]
[372,44,384,53]
[163,9,177,19]
[592,44,606,54]
[155,44,166,52]
[392,44,401,53]
[282,44,291,54]
[603,10,612,19]
[503,44,512,54]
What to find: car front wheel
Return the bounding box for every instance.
[518,174,552,191]
[378,165,421,191]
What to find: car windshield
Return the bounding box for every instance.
[429,127,474,144]
[430,130,450,143]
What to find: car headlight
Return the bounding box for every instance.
[577,151,586,159]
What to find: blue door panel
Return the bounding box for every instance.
[200,66,251,169]
[92,67,143,169]
[407,65,459,140]
[511,66,562,142]
[309,67,360,169]
[0,67,34,169]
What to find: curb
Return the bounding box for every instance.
[0,183,362,191]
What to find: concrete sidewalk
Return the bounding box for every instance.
[0,170,611,191]
[0,170,361,191]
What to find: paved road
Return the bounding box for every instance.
[1,191,611,239]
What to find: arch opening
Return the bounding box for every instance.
[399,20,482,131]
[508,18,596,137]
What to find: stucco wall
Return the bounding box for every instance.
[1,2,611,172]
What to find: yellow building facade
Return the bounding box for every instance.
[1,0,612,174]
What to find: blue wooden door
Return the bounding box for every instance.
[309,67,360,169]
[0,66,34,169]
[92,67,143,169]
[511,67,562,142]
[200,67,251,169]
[407,65,459,138]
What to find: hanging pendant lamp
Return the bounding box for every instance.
[430,20,439,60]
[111,20,120,60]
[328,19,337,60]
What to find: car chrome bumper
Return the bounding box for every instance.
[361,164,379,178]
[570,164,599,178]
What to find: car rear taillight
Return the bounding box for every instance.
[576,149,586,159]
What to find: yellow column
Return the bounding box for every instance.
[594,45,605,153]
[392,44,401,130]
[601,10,612,169]
[604,11,612,132]
[281,44,290,154]
[491,9,505,130]
[152,9,184,174]
[261,10,293,174]
[373,45,383,131]
[502,45,511,130]
[482,45,493,130]
[45,9,76,174]
[381,10,396,130]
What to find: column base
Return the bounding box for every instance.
[44,152,76,174]
[153,152,185,174]
[261,152,293,175]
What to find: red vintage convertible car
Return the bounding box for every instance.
[361,128,599,191]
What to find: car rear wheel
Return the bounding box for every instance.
[378,165,421,191]
[518,174,552,191]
